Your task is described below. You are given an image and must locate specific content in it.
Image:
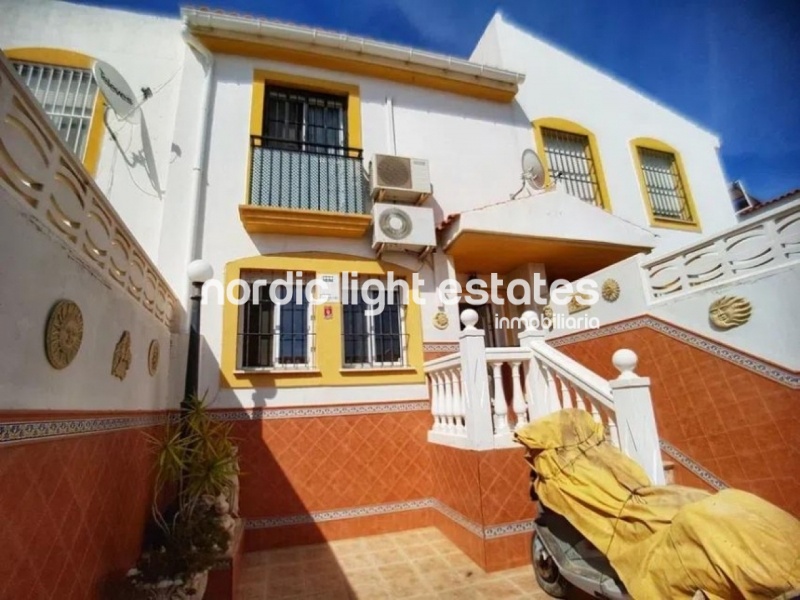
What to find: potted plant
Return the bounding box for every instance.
[126,395,239,599]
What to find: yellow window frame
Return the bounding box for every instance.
[4,47,105,176]
[532,117,611,211]
[631,137,701,232]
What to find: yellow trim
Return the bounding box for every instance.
[239,205,372,238]
[198,34,517,103]
[249,69,361,146]
[220,253,425,389]
[532,117,612,212]
[4,47,105,176]
[630,137,701,232]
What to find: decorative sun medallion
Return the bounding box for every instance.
[45,300,83,370]
[709,296,752,330]
[602,279,621,302]
[147,339,160,376]
[567,293,592,314]
[112,331,133,380]
[542,305,554,320]
[432,311,449,330]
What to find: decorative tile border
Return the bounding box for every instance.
[423,343,460,353]
[209,401,430,421]
[0,413,168,446]
[244,497,534,540]
[660,439,728,491]
[549,315,800,388]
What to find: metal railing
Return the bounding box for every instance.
[249,136,369,214]
[341,332,409,368]
[238,331,316,370]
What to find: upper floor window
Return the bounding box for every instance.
[539,126,606,208]
[237,272,313,370]
[263,87,347,154]
[342,280,406,368]
[631,138,699,230]
[12,60,98,160]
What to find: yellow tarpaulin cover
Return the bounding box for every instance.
[515,409,800,600]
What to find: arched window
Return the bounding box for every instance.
[5,48,104,175]
[533,117,611,210]
[630,137,700,231]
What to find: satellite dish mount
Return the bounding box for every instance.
[510,149,547,199]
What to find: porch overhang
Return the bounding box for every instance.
[440,189,657,280]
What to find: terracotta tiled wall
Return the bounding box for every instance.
[559,327,800,516]
[0,417,162,600]
[478,448,534,526]
[229,408,434,550]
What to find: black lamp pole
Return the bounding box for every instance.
[182,281,203,412]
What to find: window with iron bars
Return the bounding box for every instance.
[342,281,407,368]
[237,273,314,370]
[263,86,347,153]
[541,127,605,207]
[12,61,98,160]
[637,147,693,222]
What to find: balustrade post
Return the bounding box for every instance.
[510,361,528,430]
[443,368,455,434]
[609,349,665,484]
[431,372,443,432]
[517,311,548,421]
[458,309,494,449]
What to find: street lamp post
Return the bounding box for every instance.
[184,259,213,411]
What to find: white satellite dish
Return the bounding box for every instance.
[521,148,546,189]
[92,60,140,124]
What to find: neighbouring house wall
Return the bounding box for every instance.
[472,13,736,251]
[555,324,800,517]
[0,0,185,264]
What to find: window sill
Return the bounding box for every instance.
[650,218,701,233]
[339,366,418,375]
[234,368,321,376]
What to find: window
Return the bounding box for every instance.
[342,281,406,368]
[540,127,605,207]
[12,60,98,159]
[637,147,693,221]
[237,274,313,369]
[263,87,347,154]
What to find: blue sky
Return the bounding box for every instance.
[80,0,799,200]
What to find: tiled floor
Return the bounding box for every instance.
[237,527,591,599]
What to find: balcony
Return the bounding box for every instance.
[240,136,372,238]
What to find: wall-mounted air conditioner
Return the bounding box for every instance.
[372,203,436,258]
[370,154,432,204]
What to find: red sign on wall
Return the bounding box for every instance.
[324,305,333,320]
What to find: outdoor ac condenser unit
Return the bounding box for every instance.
[372,203,436,258]
[370,154,432,204]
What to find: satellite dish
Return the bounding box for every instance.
[521,149,546,189]
[92,60,140,124]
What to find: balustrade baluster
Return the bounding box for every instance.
[510,361,528,430]
[443,369,455,434]
[491,362,509,434]
[430,372,443,432]
[544,366,561,413]
[451,369,466,434]
[557,374,574,409]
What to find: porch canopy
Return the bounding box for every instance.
[439,189,657,281]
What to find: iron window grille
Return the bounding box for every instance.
[637,147,692,222]
[342,283,407,368]
[237,274,315,370]
[541,127,605,207]
[12,60,98,160]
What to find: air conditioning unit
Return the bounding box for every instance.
[372,203,436,258]
[370,154,432,204]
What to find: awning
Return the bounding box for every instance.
[439,188,657,280]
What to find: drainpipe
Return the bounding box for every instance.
[180,30,215,326]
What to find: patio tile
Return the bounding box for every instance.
[235,527,559,600]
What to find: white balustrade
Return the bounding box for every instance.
[0,55,180,330]
[641,199,800,301]
[425,309,665,483]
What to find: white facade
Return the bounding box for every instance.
[472,13,736,251]
[0,1,749,405]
